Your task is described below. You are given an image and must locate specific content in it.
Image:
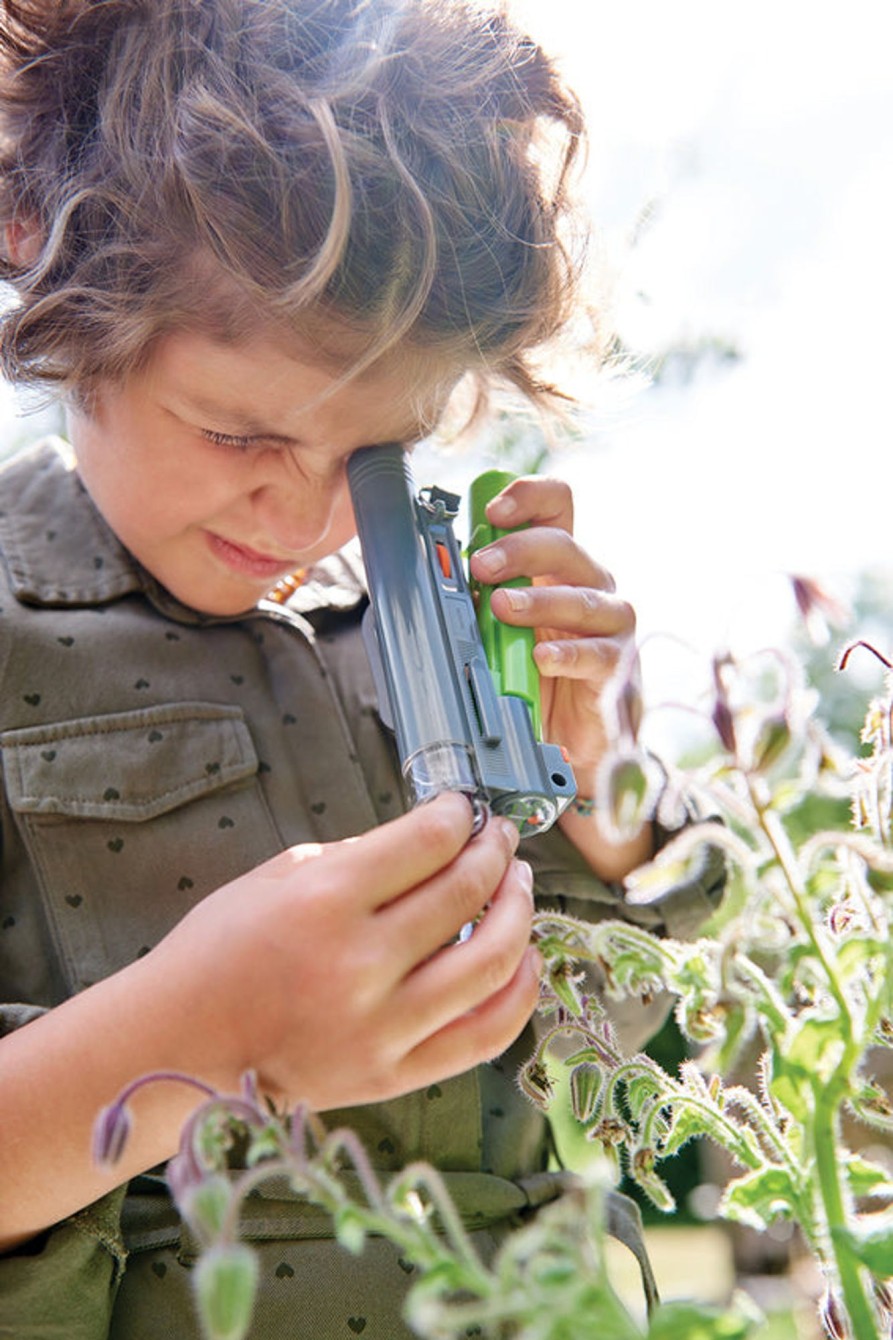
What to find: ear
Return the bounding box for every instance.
[4,216,42,267]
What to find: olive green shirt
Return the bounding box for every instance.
[0,441,723,1338]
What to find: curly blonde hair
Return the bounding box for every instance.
[0,0,588,409]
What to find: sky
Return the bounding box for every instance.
[2,1,892,743]
[494,0,893,739]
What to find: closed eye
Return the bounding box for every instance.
[201,429,263,451]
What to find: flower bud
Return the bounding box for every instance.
[180,1174,234,1247]
[828,903,855,936]
[750,712,793,775]
[590,1117,627,1148]
[569,1063,603,1124]
[791,575,849,647]
[166,1146,207,1211]
[518,1060,554,1110]
[92,1099,132,1168]
[818,1286,848,1340]
[334,1205,368,1256]
[193,1244,259,1340]
[711,698,737,755]
[548,960,585,1016]
[597,748,658,843]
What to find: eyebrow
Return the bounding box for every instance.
[169,392,299,442]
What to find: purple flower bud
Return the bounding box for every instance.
[873,1277,893,1320]
[828,903,855,936]
[818,1286,849,1340]
[166,1145,207,1211]
[92,1099,132,1168]
[711,697,737,755]
[791,575,849,646]
[239,1071,261,1107]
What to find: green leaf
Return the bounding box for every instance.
[785,1015,844,1075]
[769,1015,844,1117]
[768,1065,810,1122]
[625,1072,662,1121]
[835,1217,893,1277]
[182,1174,234,1246]
[846,1155,893,1200]
[662,1103,712,1159]
[714,1005,752,1074]
[647,1296,761,1340]
[719,1167,800,1231]
[836,936,887,980]
[333,1204,368,1255]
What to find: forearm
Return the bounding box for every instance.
[556,756,654,884]
[0,956,234,1250]
[557,800,653,883]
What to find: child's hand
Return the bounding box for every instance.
[468,476,649,880]
[152,793,539,1111]
[469,475,634,796]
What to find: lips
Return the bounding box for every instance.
[205,531,296,579]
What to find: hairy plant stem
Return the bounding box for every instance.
[813,1083,879,1340]
[749,776,877,1336]
[748,781,854,1044]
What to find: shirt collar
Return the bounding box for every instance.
[0,438,140,606]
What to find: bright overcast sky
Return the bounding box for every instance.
[499,1,893,727]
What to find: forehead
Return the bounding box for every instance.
[143,328,458,441]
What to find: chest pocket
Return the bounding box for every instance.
[1,702,282,994]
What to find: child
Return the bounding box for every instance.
[0,2,722,1335]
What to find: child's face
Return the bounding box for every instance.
[68,330,452,615]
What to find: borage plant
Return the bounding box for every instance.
[96,627,893,1340]
[527,631,893,1340]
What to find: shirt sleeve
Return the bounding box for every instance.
[0,1004,128,1340]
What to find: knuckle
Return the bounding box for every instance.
[414,797,466,852]
[477,933,524,999]
[579,586,602,616]
[448,855,493,921]
[617,596,636,632]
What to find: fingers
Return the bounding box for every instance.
[328,791,478,912]
[395,857,539,1052]
[395,943,542,1091]
[488,583,635,641]
[380,814,521,966]
[471,525,612,591]
[485,474,574,534]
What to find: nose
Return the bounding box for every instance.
[249,459,346,555]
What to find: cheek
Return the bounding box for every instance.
[333,485,358,546]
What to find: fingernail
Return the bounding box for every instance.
[527,944,544,975]
[495,816,521,852]
[501,587,530,611]
[535,641,564,665]
[488,495,518,522]
[515,859,534,894]
[474,545,506,578]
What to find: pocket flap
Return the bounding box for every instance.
[1,702,258,821]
